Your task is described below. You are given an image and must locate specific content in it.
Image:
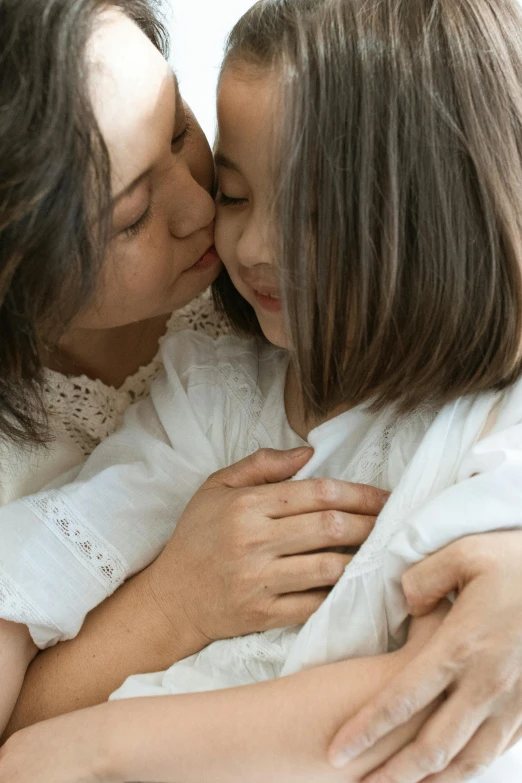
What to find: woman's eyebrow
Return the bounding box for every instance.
[214,150,243,174]
[112,168,153,206]
[113,71,182,206]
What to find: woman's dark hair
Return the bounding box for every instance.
[214,0,522,418]
[0,0,168,446]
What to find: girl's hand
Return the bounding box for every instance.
[145,446,387,651]
[0,705,109,783]
[328,531,522,783]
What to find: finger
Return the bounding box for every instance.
[419,715,521,783]
[270,510,375,556]
[507,724,522,751]
[360,690,491,783]
[328,638,452,767]
[208,447,314,489]
[271,589,331,627]
[271,552,353,593]
[402,539,478,617]
[256,478,389,519]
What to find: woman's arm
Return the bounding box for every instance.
[0,609,444,783]
[0,621,36,736]
[4,449,386,736]
[329,532,522,782]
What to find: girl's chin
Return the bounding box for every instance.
[256,317,291,349]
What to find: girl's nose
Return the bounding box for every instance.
[236,214,272,268]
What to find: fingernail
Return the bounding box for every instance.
[288,447,313,457]
[330,748,357,768]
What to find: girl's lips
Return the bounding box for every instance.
[253,289,282,313]
[188,246,222,272]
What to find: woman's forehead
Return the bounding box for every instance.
[87,9,174,195]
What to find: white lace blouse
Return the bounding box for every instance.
[0,293,228,505]
[2,329,522,782]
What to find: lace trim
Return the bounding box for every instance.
[217,360,265,454]
[44,293,229,457]
[21,490,128,592]
[231,633,289,666]
[0,565,59,631]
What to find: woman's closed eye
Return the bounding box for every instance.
[122,116,195,239]
[171,113,193,150]
[123,204,153,238]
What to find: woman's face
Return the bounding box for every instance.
[75,9,221,330]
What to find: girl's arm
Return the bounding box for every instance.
[4,450,386,737]
[0,621,36,736]
[0,609,444,783]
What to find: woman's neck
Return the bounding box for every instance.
[284,362,352,441]
[45,315,170,388]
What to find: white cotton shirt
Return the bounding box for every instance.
[0,294,228,506]
[1,331,522,781]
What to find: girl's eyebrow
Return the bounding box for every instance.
[214,150,242,174]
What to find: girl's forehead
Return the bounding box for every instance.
[217,68,278,158]
[87,9,174,195]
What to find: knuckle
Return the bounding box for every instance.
[413,741,451,774]
[251,448,272,469]
[455,758,489,780]
[488,664,518,699]
[230,490,255,515]
[380,695,416,726]
[449,636,477,668]
[318,554,344,583]
[320,510,345,542]
[313,478,340,505]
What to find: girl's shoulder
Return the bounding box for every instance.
[159,329,285,394]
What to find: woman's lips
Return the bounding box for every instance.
[253,289,282,313]
[188,245,222,273]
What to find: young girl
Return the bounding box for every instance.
[2,0,522,780]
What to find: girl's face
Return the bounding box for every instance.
[75,10,221,330]
[215,67,289,349]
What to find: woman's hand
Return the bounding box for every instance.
[328,531,522,782]
[145,446,388,651]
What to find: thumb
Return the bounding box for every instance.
[208,447,314,489]
[402,546,464,616]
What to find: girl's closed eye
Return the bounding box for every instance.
[216,190,248,207]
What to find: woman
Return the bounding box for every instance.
[0,0,382,734]
[1,1,522,781]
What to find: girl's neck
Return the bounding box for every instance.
[45,315,170,388]
[284,362,352,441]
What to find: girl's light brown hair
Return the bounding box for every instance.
[214,0,522,418]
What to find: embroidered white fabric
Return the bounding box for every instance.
[21,490,128,593]
[3,326,522,783]
[0,567,57,632]
[43,293,229,456]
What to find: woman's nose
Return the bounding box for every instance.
[168,165,216,239]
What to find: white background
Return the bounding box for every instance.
[164,0,257,144]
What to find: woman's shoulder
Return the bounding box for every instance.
[0,425,84,506]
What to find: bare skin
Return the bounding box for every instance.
[0,607,448,783]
